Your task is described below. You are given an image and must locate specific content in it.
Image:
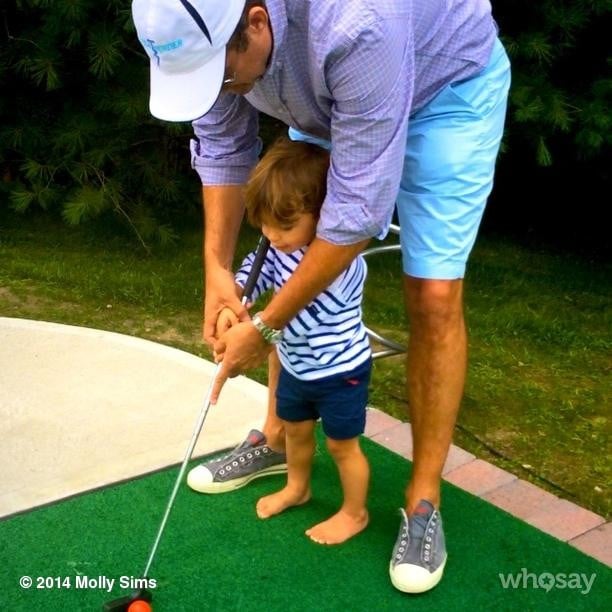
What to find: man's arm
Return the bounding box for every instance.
[261,237,369,329]
[191,91,260,345]
[202,184,248,345]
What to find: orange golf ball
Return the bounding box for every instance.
[127,600,152,612]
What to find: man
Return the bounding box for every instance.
[132,0,510,594]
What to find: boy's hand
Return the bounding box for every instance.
[216,306,239,337]
[204,270,251,346]
[203,270,249,346]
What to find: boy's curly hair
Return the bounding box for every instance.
[245,137,330,229]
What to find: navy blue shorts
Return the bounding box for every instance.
[276,359,372,440]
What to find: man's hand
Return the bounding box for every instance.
[210,320,273,403]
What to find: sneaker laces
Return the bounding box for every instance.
[410,500,437,565]
[211,429,267,463]
[395,501,435,564]
[409,500,434,539]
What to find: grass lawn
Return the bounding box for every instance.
[0,211,609,519]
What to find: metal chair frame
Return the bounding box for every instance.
[362,223,406,360]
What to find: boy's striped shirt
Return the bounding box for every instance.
[235,246,371,381]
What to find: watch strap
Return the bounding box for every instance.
[252,312,283,344]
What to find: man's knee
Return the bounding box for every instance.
[403,277,464,326]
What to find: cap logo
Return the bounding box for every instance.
[178,0,212,45]
[142,38,184,65]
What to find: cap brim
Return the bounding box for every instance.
[149,46,226,122]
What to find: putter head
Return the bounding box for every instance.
[102,588,153,611]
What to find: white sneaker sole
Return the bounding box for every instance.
[389,555,447,594]
[186,463,288,494]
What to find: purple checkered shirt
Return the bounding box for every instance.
[191,0,497,244]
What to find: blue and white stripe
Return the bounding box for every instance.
[235,247,371,381]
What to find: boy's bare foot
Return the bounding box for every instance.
[306,509,369,544]
[256,487,310,519]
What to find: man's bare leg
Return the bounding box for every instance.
[403,277,467,512]
[306,436,369,544]
[256,419,314,518]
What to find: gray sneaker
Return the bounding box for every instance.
[186,429,287,494]
[389,500,447,593]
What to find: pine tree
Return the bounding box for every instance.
[495,0,611,165]
[0,1,609,248]
[0,0,197,248]
[490,0,610,248]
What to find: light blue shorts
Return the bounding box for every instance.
[289,38,511,279]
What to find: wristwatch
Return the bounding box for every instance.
[252,312,283,345]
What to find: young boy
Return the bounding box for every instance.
[219,137,371,545]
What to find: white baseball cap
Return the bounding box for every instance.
[132,0,245,122]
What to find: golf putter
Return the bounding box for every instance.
[103,236,271,611]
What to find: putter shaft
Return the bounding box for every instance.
[142,361,221,578]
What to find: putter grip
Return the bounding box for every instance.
[241,236,271,304]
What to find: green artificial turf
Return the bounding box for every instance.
[1,433,609,611]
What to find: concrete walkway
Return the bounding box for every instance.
[0,317,608,567]
[0,317,267,518]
